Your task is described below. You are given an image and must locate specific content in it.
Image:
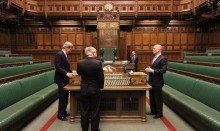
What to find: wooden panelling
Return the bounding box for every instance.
[173,33,180,50]
[10,34,19,49]
[52,34,60,49]
[60,34,68,46]
[188,33,195,50]
[158,33,165,46]
[143,33,150,45]
[150,33,157,45]
[45,34,52,49]
[166,33,173,50]
[195,33,201,45]
[76,34,83,45]
[2,23,218,72]
[17,34,24,47]
[36,34,44,49]
[180,33,187,50]
[202,33,209,49]
[68,34,76,47]
[134,33,142,45]
[85,33,91,46]
[126,33,132,45]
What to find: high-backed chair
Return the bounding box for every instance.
[100,48,117,62]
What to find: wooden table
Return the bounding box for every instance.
[65,85,151,122]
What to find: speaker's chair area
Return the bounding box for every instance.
[99,48,117,62]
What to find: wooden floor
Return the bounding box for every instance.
[22,92,196,131]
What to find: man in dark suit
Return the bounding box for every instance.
[130,51,139,72]
[145,44,167,119]
[54,41,74,121]
[77,46,104,131]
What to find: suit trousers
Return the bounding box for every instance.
[80,91,101,131]
[58,84,69,117]
[149,86,163,115]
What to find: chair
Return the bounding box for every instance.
[100,48,117,62]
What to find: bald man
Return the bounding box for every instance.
[145,44,167,119]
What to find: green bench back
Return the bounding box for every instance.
[168,62,220,78]
[0,57,33,64]
[0,70,55,111]
[164,71,197,97]
[207,49,220,53]
[0,51,11,54]
[192,80,220,111]
[184,56,220,63]
[164,71,220,111]
[0,62,52,78]
[0,81,23,111]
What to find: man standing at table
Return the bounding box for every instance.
[54,41,74,121]
[145,44,167,119]
[77,46,104,131]
[130,51,138,72]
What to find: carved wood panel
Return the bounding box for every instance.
[97,22,119,48]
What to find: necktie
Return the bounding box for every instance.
[133,56,135,63]
[152,56,157,64]
[66,55,70,64]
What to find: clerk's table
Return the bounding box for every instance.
[65,72,151,122]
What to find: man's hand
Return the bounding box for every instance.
[67,73,74,78]
[145,67,154,73]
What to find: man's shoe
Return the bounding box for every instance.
[153,114,163,119]
[146,112,155,115]
[65,113,70,116]
[57,116,68,121]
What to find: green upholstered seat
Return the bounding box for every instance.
[0,62,52,78]
[0,57,33,64]
[0,50,11,54]
[184,56,220,63]
[164,71,197,97]
[168,62,220,78]
[163,86,220,131]
[0,81,23,111]
[207,49,220,53]
[19,73,49,98]
[163,71,220,131]
[0,70,57,131]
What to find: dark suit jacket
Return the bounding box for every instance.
[54,50,72,86]
[148,55,167,87]
[130,55,139,71]
[130,55,138,64]
[77,57,104,95]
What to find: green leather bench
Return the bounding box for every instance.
[0,70,58,131]
[184,56,220,63]
[0,62,52,78]
[163,71,220,131]
[0,56,33,64]
[168,62,220,78]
